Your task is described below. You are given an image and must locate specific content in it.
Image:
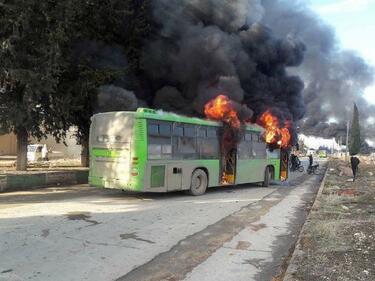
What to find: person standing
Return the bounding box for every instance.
[308,153,313,168]
[350,156,360,181]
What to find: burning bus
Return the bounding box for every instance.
[89,104,289,195]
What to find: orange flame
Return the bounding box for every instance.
[258,110,291,148]
[204,94,241,128]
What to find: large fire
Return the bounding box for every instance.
[204,95,292,149]
[258,110,291,148]
[204,95,241,128]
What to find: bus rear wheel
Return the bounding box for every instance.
[188,169,208,196]
[262,167,272,187]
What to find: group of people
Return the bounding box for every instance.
[289,151,361,181]
[290,152,314,172]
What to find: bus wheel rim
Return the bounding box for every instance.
[193,176,202,189]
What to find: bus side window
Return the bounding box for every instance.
[177,124,198,159]
[207,128,217,138]
[184,125,196,137]
[173,124,183,137]
[238,132,252,159]
[148,123,159,135]
[171,124,182,160]
[198,127,206,138]
[245,133,252,142]
[200,127,219,159]
[252,132,266,158]
[159,123,171,136]
[148,121,172,160]
[254,133,260,142]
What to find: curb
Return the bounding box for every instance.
[0,170,89,192]
[282,168,328,281]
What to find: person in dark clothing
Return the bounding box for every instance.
[350,156,360,181]
[308,153,313,168]
[290,153,301,171]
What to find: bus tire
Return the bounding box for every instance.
[188,169,208,196]
[262,167,271,187]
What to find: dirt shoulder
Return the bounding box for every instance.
[284,158,375,281]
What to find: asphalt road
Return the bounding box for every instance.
[0,161,326,281]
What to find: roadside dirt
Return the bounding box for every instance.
[284,159,375,281]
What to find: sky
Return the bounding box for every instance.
[309,0,375,104]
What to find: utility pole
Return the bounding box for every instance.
[345,120,350,161]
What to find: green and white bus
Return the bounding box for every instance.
[89,108,288,195]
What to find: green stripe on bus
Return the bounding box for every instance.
[91,148,123,158]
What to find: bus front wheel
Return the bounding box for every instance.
[188,169,208,196]
[262,167,272,187]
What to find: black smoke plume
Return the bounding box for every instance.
[138,0,306,144]
[261,0,375,140]
[93,0,374,142]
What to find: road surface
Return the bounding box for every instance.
[0,162,326,281]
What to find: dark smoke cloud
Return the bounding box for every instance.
[73,40,127,71]
[138,0,307,144]
[261,0,375,140]
[96,85,138,113]
[88,0,374,143]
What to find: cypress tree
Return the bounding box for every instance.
[349,103,361,156]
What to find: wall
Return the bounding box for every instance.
[0,133,17,155]
[29,128,81,159]
[0,128,81,159]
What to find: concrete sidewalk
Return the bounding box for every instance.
[0,169,88,192]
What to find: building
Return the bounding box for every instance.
[0,133,17,155]
[0,128,81,159]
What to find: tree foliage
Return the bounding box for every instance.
[0,0,68,139]
[0,0,151,168]
[349,103,361,156]
[53,0,151,165]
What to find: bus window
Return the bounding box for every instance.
[252,133,260,142]
[148,144,162,159]
[159,123,172,136]
[267,149,280,159]
[170,124,198,159]
[148,123,159,135]
[253,141,266,159]
[148,121,172,159]
[245,133,252,141]
[238,141,252,159]
[200,138,219,159]
[207,127,217,138]
[148,136,172,159]
[198,127,206,138]
[184,125,196,137]
[173,124,183,136]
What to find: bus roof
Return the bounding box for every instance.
[93,108,263,132]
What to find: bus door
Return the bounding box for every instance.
[221,148,237,185]
[280,150,289,181]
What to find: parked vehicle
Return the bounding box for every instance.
[307,163,320,175]
[306,148,316,156]
[27,144,48,162]
[318,150,328,158]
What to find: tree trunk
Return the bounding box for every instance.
[81,138,89,167]
[16,128,28,171]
